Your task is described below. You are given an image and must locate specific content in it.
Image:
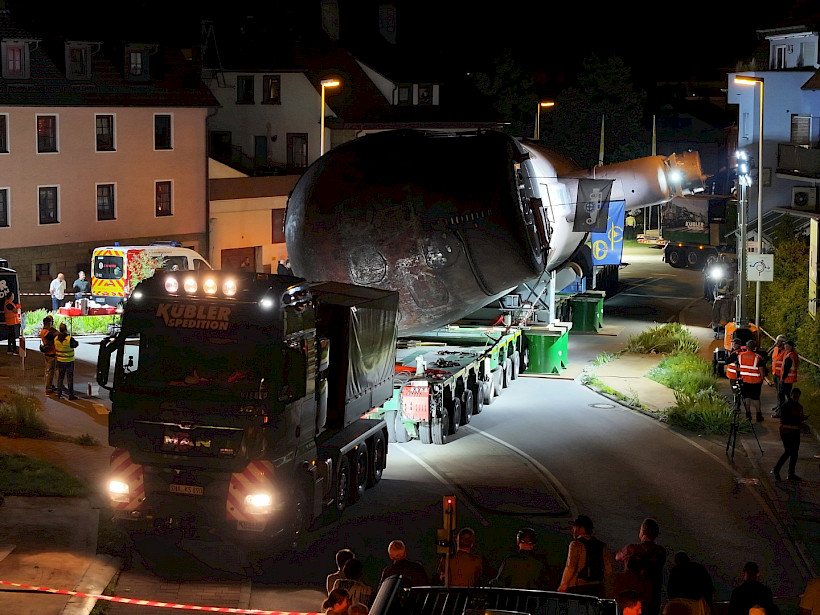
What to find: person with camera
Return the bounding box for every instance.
[737,339,765,422]
[772,388,806,481]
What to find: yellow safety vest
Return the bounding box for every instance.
[54,335,75,363]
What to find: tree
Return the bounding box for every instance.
[539,55,648,167]
[473,50,538,138]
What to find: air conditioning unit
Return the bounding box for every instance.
[792,186,818,211]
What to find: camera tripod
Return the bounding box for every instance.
[726,384,764,461]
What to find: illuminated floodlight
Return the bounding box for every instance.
[245,493,273,514]
[183,277,197,294]
[164,277,179,294]
[132,291,143,300]
[668,169,683,183]
[203,278,217,295]
[707,265,725,281]
[222,279,237,297]
[260,297,274,309]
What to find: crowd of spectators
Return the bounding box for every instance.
[320,516,799,615]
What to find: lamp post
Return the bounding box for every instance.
[734,76,764,329]
[736,151,752,326]
[534,101,555,140]
[320,78,340,156]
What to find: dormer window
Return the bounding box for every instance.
[124,45,151,81]
[66,43,92,80]
[2,40,31,79]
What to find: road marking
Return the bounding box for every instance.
[462,425,574,518]
[392,445,490,527]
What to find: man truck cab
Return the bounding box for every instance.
[91,242,211,305]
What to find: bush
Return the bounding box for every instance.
[647,352,716,394]
[0,452,86,496]
[23,308,118,336]
[0,387,49,438]
[665,389,736,434]
[626,322,699,355]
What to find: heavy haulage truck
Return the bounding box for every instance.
[97,271,398,546]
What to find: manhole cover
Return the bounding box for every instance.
[590,403,616,409]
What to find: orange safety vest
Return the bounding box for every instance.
[3,299,20,326]
[771,346,785,377]
[738,350,763,383]
[726,353,739,380]
[782,350,799,383]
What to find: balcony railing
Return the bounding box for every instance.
[778,144,820,178]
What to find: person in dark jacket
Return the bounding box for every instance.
[615,518,666,615]
[667,551,715,611]
[728,562,779,615]
[772,388,806,481]
[380,540,428,588]
[493,527,552,590]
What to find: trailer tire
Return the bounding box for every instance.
[482,379,494,406]
[419,422,432,444]
[448,398,462,435]
[461,389,474,424]
[686,249,703,270]
[333,456,351,516]
[492,367,503,398]
[394,412,409,443]
[352,443,368,500]
[471,381,484,415]
[511,351,520,380]
[667,247,684,268]
[502,359,512,388]
[369,433,386,486]
[432,408,448,445]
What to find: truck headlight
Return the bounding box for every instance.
[183,277,197,294]
[109,480,130,503]
[165,277,179,294]
[223,279,237,297]
[203,278,217,295]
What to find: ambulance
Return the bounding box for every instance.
[91,242,211,305]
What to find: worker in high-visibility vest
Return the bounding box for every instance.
[778,340,799,413]
[768,335,786,417]
[725,338,742,383]
[737,339,765,422]
[3,292,21,355]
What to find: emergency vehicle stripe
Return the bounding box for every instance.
[110,449,145,512]
[226,460,275,522]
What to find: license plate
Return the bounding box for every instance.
[169,484,203,496]
[238,521,266,532]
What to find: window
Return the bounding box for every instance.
[96,184,115,220]
[418,84,433,106]
[791,115,811,146]
[397,84,411,105]
[2,42,28,79]
[154,114,172,150]
[155,181,172,216]
[66,44,91,79]
[287,133,308,169]
[262,75,281,104]
[237,76,255,103]
[38,186,58,224]
[35,263,51,282]
[272,209,285,243]
[37,115,58,153]
[96,114,115,151]
[0,114,7,153]
[774,45,787,69]
[0,188,8,227]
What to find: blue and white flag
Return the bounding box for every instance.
[590,200,626,265]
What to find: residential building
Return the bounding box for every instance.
[727,23,820,230]
[0,7,217,307]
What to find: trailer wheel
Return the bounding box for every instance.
[511,351,520,380]
[471,381,484,415]
[686,250,703,270]
[432,408,448,445]
[667,247,684,268]
[419,422,432,444]
[394,412,409,443]
[461,389,474,424]
[352,443,368,500]
[369,433,386,486]
[448,398,462,435]
[333,456,351,515]
[482,378,494,406]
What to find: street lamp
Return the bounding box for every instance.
[534,101,555,140]
[320,78,340,156]
[735,150,752,326]
[734,75,764,329]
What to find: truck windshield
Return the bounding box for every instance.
[94,255,124,280]
[119,328,274,397]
